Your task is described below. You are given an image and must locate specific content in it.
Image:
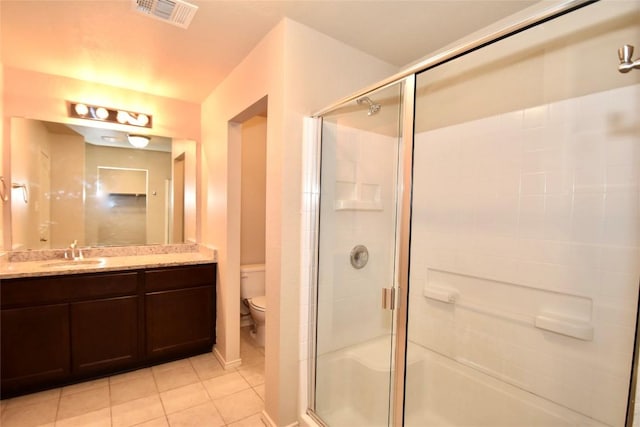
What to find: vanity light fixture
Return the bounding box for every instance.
[68,102,153,129]
[128,134,151,148]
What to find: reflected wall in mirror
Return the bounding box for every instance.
[9,117,196,250]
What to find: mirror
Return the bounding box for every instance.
[8,117,197,250]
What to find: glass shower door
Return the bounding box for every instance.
[313,82,404,427]
[405,1,640,426]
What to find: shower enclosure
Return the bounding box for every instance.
[307,1,640,426]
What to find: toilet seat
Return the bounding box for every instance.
[249,295,266,311]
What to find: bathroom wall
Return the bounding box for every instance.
[0,64,4,249]
[49,132,85,248]
[201,17,397,426]
[84,144,171,247]
[2,67,201,251]
[409,85,640,426]
[9,118,51,249]
[171,139,198,244]
[241,115,266,265]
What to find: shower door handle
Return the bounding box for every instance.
[381,287,395,310]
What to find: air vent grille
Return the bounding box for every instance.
[134,0,198,29]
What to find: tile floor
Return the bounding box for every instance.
[0,327,266,427]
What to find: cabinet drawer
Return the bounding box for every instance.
[145,264,215,292]
[1,272,139,308]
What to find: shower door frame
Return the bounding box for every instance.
[307,77,412,426]
[306,1,620,425]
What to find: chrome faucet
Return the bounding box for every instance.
[65,240,83,260]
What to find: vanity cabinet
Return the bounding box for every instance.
[0,262,216,398]
[70,295,140,376]
[145,264,216,361]
[0,304,70,393]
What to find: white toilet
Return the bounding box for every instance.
[240,264,266,346]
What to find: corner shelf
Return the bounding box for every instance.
[334,200,383,211]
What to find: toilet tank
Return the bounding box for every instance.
[240,264,265,299]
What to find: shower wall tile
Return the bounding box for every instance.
[409,84,640,426]
[316,123,399,354]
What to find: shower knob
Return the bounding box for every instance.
[350,245,369,269]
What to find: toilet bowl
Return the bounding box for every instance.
[247,295,266,346]
[240,264,266,347]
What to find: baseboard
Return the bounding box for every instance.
[213,346,242,369]
[260,410,299,427]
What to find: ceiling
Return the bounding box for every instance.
[1,0,537,103]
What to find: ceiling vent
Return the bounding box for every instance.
[133,0,198,29]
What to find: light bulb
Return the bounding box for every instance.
[136,114,149,126]
[117,111,130,124]
[74,103,89,116]
[95,107,109,120]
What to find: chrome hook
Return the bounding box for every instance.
[618,44,640,73]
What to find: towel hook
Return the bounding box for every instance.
[12,182,29,203]
[0,176,8,202]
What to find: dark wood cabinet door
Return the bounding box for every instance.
[70,296,139,376]
[1,304,70,396]
[146,286,214,360]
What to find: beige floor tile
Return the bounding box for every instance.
[237,362,265,387]
[159,382,210,415]
[110,368,154,386]
[4,387,61,410]
[111,375,159,405]
[55,407,111,427]
[253,384,265,401]
[189,353,226,380]
[111,395,165,427]
[57,385,110,420]
[0,398,58,427]
[167,401,224,427]
[239,345,264,366]
[151,359,191,374]
[153,365,199,392]
[133,416,169,427]
[202,372,251,400]
[61,378,109,396]
[213,389,263,425]
[227,413,267,427]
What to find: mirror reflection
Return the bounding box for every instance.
[9,117,194,250]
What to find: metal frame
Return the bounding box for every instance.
[304,116,323,423]
[391,74,415,427]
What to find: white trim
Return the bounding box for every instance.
[213,346,242,369]
[261,409,299,427]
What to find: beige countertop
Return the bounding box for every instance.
[0,245,217,279]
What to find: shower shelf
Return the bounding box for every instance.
[334,200,383,211]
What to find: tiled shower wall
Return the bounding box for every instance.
[315,121,398,355]
[408,84,640,426]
